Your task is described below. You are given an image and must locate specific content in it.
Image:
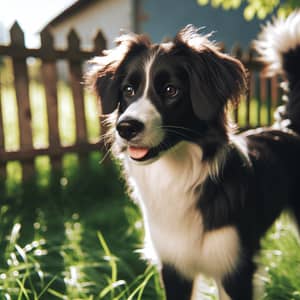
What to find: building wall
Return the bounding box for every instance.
[49,0,133,51]
[139,0,264,50]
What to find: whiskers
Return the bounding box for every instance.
[98,132,114,165]
[100,130,114,147]
[98,113,116,164]
[99,144,113,164]
[147,125,202,158]
[159,125,203,141]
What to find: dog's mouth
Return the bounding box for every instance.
[126,135,181,163]
[128,146,150,160]
[127,145,162,162]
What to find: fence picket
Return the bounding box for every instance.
[0,81,5,151]
[0,79,6,181]
[68,29,87,144]
[40,29,62,173]
[93,30,107,55]
[259,75,267,126]
[271,76,281,108]
[92,31,109,142]
[246,71,254,128]
[266,78,272,126]
[10,22,35,180]
[255,75,261,127]
[232,45,243,124]
[245,48,256,128]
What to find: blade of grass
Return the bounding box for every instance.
[16,278,30,300]
[113,273,149,300]
[99,280,126,299]
[128,268,155,300]
[136,269,155,300]
[97,232,117,283]
[48,288,67,299]
[97,231,118,299]
[37,275,58,298]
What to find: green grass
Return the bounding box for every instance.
[0,70,300,299]
[259,216,300,300]
[0,153,164,300]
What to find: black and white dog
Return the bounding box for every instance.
[86,11,300,300]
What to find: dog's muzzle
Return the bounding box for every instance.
[116,117,151,161]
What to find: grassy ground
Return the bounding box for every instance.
[1,72,300,299]
[0,153,164,300]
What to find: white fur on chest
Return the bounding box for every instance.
[124,142,240,282]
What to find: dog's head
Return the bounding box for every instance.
[86,25,247,163]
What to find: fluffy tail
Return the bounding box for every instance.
[255,10,300,134]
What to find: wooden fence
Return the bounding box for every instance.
[230,46,282,128]
[0,22,106,182]
[0,22,283,183]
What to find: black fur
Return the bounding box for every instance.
[162,265,193,300]
[174,28,246,121]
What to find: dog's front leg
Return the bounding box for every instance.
[221,259,255,300]
[161,264,193,300]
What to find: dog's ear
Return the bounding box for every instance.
[85,33,151,114]
[175,25,247,121]
[93,71,119,114]
[188,50,247,121]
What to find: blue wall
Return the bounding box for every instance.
[139,0,264,50]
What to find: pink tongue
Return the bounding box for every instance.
[128,146,149,159]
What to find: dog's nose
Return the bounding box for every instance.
[116,118,145,140]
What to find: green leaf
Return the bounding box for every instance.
[197,0,209,5]
[244,5,255,20]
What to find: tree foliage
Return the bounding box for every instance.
[197,0,300,20]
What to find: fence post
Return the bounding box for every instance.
[266,78,272,126]
[93,30,106,55]
[10,22,35,181]
[92,30,110,163]
[93,30,108,140]
[67,29,88,169]
[271,76,279,106]
[246,48,256,128]
[0,78,6,187]
[67,29,87,145]
[232,45,243,124]
[259,74,267,126]
[40,28,62,176]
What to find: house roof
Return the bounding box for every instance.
[43,0,99,29]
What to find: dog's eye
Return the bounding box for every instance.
[163,85,179,98]
[123,85,135,97]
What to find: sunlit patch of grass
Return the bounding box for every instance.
[35,156,51,188]
[0,222,50,300]
[258,215,300,300]
[5,161,22,193]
